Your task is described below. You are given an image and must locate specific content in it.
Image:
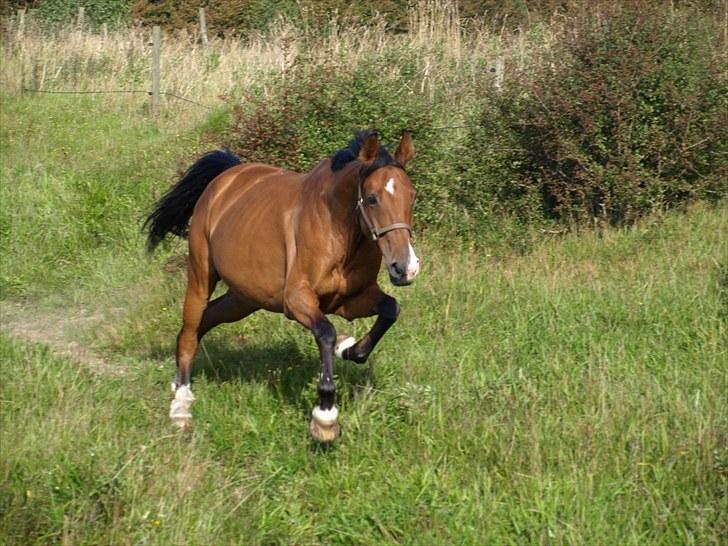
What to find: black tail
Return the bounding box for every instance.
[144,150,242,252]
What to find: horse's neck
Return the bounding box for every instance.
[323,163,369,261]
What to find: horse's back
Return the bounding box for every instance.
[202,163,301,216]
[192,163,305,310]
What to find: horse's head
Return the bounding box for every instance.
[357,131,420,286]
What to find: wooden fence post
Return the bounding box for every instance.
[17,8,25,39]
[77,6,85,29]
[19,53,25,95]
[724,0,728,54]
[151,25,161,116]
[16,8,26,94]
[199,8,209,46]
[493,56,504,93]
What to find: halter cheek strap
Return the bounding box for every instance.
[356,177,412,241]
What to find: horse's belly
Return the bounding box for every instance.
[209,219,288,312]
[203,172,300,311]
[216,254,286,312]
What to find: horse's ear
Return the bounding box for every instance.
[394,131,415,166]
[358,132,380,164]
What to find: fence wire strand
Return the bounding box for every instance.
[20,87,214,109]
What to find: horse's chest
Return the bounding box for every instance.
[318,263,375,313]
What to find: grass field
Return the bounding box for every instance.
[1,88,727,546]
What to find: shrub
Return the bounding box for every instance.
[128,0,299,36]
[223,46,461,230]
[36,0,132,28]
[227,52,433,163]
[471,1,727,225]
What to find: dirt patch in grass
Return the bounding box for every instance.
[0,301,126,376]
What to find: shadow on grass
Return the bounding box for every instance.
[171,337,375,412]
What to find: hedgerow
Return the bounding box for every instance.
[12,1,724,242]
[465,1,727,225]
[222,1,726,237]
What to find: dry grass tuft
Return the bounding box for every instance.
[0,3,543,122]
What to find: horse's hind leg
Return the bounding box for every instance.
[170,251,217,428]
[198,290,257,339]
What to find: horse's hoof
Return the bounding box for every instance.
[334,336,356,359]
[172,416,192,430]
[309,405,339,443]
[309,419,339,443]
[170,385,195,429]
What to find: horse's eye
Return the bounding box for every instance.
[366,194,378,206]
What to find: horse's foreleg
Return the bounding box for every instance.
[334,285,400,364]
[284,284,339,443]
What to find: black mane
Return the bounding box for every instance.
[331,129,401,173]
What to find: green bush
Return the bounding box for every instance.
[37,0,132,27]
[226,53,429,166]
[223,47,464,231]
[219,1,725,242]
[473,1,727,225]
[128,0,299,35]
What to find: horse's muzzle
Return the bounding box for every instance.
[387,245,420,286]
[389,273,415,286]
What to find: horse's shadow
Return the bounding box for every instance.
[178,337,374,411]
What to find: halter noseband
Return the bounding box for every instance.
[356,169,413,241]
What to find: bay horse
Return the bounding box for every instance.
[145,130,420,442]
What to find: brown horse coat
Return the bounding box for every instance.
[146,130,419,442]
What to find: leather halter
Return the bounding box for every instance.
[356,169,413,241]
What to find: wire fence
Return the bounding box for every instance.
[10,9,217,116]
[17,88,520,143]
[19,87,214,109]
[9,8,518,146]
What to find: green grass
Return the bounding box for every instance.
[0,92,217,300]
[1,92,727,545]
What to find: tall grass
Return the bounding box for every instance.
[2,14,377,129]
[1,2,515,117]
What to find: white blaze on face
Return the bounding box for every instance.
[406,242,420,281]
[385,177,396,195]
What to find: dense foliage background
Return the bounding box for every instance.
[220,1,726,236]
[3,0,726,242]
[5,0,726,32]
